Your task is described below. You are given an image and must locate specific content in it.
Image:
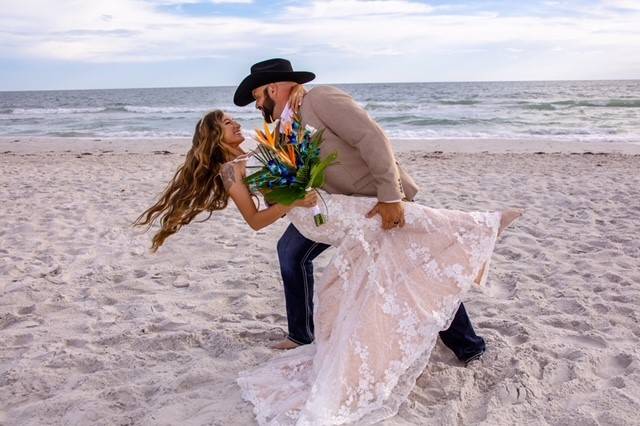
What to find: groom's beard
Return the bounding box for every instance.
[260,90,276,123]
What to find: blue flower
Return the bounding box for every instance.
[278,164,292,176]
[267,160,279,174]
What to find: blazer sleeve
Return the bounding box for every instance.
[307,86,404,202]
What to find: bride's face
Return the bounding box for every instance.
[222,114,244,147]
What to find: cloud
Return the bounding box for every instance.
[211,0,254,3]
[285,0,432,18]
[0,0,263,61]
[601,0,640,10]
[0,0,639,72]
[143,0,204,4]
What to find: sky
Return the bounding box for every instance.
[1,0,640,90]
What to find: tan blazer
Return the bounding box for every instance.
[299,85,419,202]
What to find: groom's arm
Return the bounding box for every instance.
[306,86,405,203]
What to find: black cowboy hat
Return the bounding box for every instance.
[233,58,315,106]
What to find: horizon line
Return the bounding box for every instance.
[2,78,639,93]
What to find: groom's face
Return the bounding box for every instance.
[253,86,277,123]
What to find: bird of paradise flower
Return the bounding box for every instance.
[245,116,337,214]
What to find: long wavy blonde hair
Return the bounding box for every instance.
[134,110,235,251]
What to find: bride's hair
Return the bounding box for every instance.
[134,109,233,251]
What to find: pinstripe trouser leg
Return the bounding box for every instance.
[276,224,330,345]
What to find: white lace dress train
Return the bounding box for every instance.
[238,193,501,425]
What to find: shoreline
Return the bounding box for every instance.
[2,136,640,155]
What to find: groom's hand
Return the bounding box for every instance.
[366,202,405,230]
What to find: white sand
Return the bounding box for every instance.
[3,136,640,155]
[1,137,639,425]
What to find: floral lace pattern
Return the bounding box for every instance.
[238,193,501,425]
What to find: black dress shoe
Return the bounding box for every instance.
[463,349,485,366]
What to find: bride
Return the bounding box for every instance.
[135,109,521,425]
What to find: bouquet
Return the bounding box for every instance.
[244,110,337,226]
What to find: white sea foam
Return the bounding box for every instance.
[10,107,106,114]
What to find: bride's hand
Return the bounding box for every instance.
[293,190,318,208]
[288,85,306,114]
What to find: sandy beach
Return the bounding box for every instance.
[1,137,639,425]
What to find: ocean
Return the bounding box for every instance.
[1,80,639,143]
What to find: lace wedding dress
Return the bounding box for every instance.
[238,192,503,425]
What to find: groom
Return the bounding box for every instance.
[234,58,486,365]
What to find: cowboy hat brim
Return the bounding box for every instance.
[233,71,316,106]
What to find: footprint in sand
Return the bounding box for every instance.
[256,313,287,323]
[201,261,227,271]
[132,332,202,352]
[496,247,523,261]
[12,333,34,345]
[101,296,118,306]
[487,272,518,299]
[564,334,607,349]
[0,313,21,330]
[65,338,88,348]
[555,298,588,315]
[602,272,624,284]
[18,305,36,315]
[239,327,286,343]
[609,376,626,389]
[477,319,530,345]
[595,353,634,379]
[508,334,529,345]
[493,380,535,405]
[591,303,610,314]
[542,359,574,385]
[133,269,147,278]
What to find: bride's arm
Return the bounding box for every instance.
[222,163,316,231]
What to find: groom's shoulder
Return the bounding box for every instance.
[304,86,354,114]
[306,85,351,100]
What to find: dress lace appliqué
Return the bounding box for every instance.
[237,193,501,425]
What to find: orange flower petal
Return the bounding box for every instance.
[287,144,296,165]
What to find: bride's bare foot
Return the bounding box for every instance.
[498,209,524,236]
[270,338,301,350]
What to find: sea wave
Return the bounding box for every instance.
[554,100,603,107]
[122,105,256,114]
[48,131,94,137]
[378,116,511,126]
[520,103,557,111]
[11,107,106,114]
[602,99,640,108]
[386,128,635,141]
[519,99,640,109]
[404,118,465,126]
[437,100,481,105]
[363,101,414,111]
[526,128,608,136]
[4,105,255,115]
[121,106,207,114]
